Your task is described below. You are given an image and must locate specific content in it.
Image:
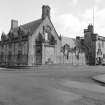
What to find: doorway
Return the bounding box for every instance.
[35,34,43,65]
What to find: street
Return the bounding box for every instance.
[0,65,105,105]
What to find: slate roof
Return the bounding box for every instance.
[21,19,42,35]
[2,17,60,41]
[11,18,42,36]
[0,19,42,42]
[61,36,76,48]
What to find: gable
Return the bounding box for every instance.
[37,17,60,41]
[62,37,76,48]
[29,16,61,48]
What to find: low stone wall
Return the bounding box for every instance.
[58,53,86,65]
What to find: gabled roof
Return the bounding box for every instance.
[21,19,42,35]
[11,18,42,36]
[6,17,60,41]
[0,19,42,42]
[61,36,76,48]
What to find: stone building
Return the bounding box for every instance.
[60,36,86,65]
[84,24,105,65]
[0,5,61,66]
[0,5,88,67]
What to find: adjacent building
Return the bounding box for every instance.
[0,5,62,66]
[61,36,86,64]
[1,5,104,66]
[83,24,105,65]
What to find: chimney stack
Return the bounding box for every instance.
[11,19,18,30]
[88,24,94,33]
[42,5,50,20]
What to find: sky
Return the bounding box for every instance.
[0,0,105,38]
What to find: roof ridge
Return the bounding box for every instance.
[18,18,42,35]
[20,18,42,27]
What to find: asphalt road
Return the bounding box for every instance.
[0,64,105,105]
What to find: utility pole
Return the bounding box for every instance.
[93,8,95,33]
[93,8,97,65]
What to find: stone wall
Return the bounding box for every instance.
[60,52,85,65]
[0,41,28,66]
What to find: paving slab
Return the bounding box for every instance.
[60,80,105,94]
[93,74,105,83]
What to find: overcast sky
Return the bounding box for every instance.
[0,0,105,38]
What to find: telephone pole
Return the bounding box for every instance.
[93,8,95,33]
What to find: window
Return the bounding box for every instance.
[103,54,105,59]
[102,41,104,48]
[98,41,101,49]
[9,44,12,49]
[45,32,48,41]
[0,52,3,60]
[49,35,55,45]
[8,51,12,60]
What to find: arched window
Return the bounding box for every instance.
[45,32,48,41]
[36,33,43,42]
[49,35,56,45]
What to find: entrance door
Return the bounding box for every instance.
[17,50,22,65]
[36,41,42,65]
[45,46,55,64]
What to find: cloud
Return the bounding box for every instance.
[82,8,105,36]
[72,0,78,6]
[52,13,86,38]
[94,8,105,35]
[52,7,105,38]
[95,0,103,4]
[67,0,78,7]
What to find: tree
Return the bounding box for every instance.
[61,44,70,60]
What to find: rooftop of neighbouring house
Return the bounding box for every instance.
[61,36,76,48]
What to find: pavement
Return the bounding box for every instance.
[0,65,105,105]
[60,79,105,94]
[93,74,105,83]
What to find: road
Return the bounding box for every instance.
[0,65,105,105]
